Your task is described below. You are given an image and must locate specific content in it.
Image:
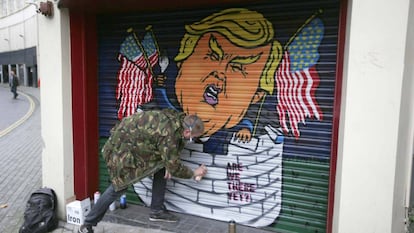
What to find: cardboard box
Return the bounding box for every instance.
[66,198,91,225]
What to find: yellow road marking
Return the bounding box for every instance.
[0,91,35,137]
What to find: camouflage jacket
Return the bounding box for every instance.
[102,109,193,191]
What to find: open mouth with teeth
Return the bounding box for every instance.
[203,84,222,106]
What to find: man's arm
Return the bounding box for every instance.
[164,164,207,180]
[157,132,193,179]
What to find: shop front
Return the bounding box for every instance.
[60,0,347,232]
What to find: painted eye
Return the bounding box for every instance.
[230,63,243,72]
[209,52,220,61]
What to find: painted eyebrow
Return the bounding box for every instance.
[230,53,262,65]
[209,35,224,60]
[208,34,262,65]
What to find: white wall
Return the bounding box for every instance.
[0,5,37,52]
[395,0,414,231]
[333,0,412,232]
[37,3,74,219]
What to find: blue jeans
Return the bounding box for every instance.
[84,168,167,226]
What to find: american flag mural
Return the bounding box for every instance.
[116,29,159,120]
[140,31,160,110]
[142,32,159,67]
[275,18,324,138]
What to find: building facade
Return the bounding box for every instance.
[0,2,38,87]
[1,0,412,232]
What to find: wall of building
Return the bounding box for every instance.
[396,0,414,231]
[0,5,37,52]
[0,5,38,86]
[35,0,414,231]
[38,4,74,220]
[333,0,412,233]
[0,0,25,17]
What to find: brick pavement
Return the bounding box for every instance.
[0,84,276,233]
[0,84,42,233]
[101,204,273,233]
[0,85,31,134]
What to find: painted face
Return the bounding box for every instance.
[175,33,271,136]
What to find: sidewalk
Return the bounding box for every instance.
[0,84,274,233]
[52,202,271,233]
[0,84,42,233]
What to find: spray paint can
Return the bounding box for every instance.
[228,220,236,233]
[109,201,116,211]
[94,191,100,204]
[120,194,127,209]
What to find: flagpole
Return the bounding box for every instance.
[129,27,155,77]
[126,27,153,110]
[252,10,323,137]
[252,93,267,137]
[284,9,323,51]
[146,25,161,56]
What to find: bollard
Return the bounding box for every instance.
[228,220,236,233]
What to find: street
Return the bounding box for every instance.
[0,84,42,233]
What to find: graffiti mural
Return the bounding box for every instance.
[101,5,334,229]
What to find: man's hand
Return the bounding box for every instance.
[235,128,252,143]
[154,74,167,87]
[164,169,172,180]
[193,164,207,181]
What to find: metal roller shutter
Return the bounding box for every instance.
[97,0,341,232]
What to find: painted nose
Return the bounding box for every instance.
[211,71,226,82]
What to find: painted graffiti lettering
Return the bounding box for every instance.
[227,172,240,180]
[227,162,255,202]
[228,181,256,192]
[227,191,251,202]
[227,162,242,180]
[227,162,243,172]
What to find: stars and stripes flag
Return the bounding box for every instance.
[275,18,324,138]
[139,30,159,110]
[115,28,159,120]
[116,34,146,119]
[142,31,159,68]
